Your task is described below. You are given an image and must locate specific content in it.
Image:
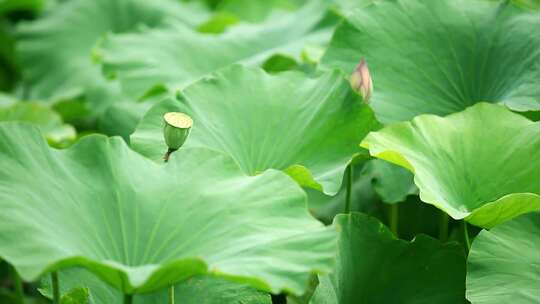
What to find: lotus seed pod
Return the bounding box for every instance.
[163,112,193,150]
[349,58,373,103]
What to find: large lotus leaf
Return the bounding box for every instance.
[98,0,333,99]
[0,122,336,295]
[322,0,540,123]
[310,213,466,304]
[40,268,271,304]
[131,66,378,195]
[16,0,208,102]
[0,101,75,147]
[466,211,540,303]
[361,103,540,228]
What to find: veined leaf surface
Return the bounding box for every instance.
[40,268,271,304]
[17,0,207,104]
[467,212,540,304]
[0,122,336,295]
[322,0,540,123]
[98,0,333,98]
[131,66,378,195]
[361,103,540,228]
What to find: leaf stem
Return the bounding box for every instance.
[163,148,177,163]
[463,220,471,252]
[389,203,399,237]
[124,294,133,304]
[438,212,449,243]
[169,285,175,304]
[51,272,60,304]
[344,164,353,214]
[9,265,24,304]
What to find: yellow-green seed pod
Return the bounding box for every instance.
[349,58,373,103]
[163,112,193,150]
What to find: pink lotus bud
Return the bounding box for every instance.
[349,58,373,103]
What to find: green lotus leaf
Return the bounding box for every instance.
[197,12,239,34]
[310,213,466,304]
[322,0,540,123]
[16,0,207,102]
[0,122,336,296]
[361,103,540,228]
[287,275,318,304]
[367,159,417,204]
[131,66,378,195]
[503,0,540,10]
[16,0,211,137]
[40,268,271,304]
[96,100,156,139]
[60,288,89,304]
[216,0,307,22]
[467,211,540,304]
[0,101,75,147]
[330,0,373,17]
[98,0,333,98]
[307,161,382,224]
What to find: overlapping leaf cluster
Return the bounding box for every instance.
[0,0,539,303]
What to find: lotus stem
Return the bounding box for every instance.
[124,294,133,304]
[438,212,449,243]
[51,272,60,304]
[9,265,24,304]
[463,221,471,252]
[344,164,353,213]
[169,285,175,304]
[389,203,399,237]
[163,148,177,163]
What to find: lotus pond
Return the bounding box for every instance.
[0,0,539,303]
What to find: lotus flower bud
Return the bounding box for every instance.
[349,58,373,103]
[163,112,193,162]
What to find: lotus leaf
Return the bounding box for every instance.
[467,211,540,304]
[361,103,540,228]
[131,65,378,195]
[0,122,336,296]
[323,0,540,123]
